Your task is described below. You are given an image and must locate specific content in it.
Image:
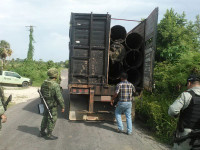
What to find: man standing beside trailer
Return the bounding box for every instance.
[111,72,135,135]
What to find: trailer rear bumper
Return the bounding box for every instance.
[69,111,115,121]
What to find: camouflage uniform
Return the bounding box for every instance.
[40,68,65,137]
[0,87,5,130]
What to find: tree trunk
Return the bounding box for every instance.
[2,58,6,70]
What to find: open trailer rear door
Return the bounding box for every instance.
[143,7,159,91]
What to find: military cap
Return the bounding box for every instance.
[186,74,200,86]
[47,68,58,78]
[187,74,200,82]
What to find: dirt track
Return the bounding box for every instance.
[0,69,171,150]
[4,87,39,104]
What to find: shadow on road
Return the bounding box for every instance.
[22,89,69,119]
[17,125,40,137]
[70,121,117,132]
[22,98,41,114]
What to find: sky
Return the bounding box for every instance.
[0,0,199,62]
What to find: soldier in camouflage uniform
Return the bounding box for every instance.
[40,68,65,140]
[0,87,7,130]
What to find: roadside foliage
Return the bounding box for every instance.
[5,60,67,86]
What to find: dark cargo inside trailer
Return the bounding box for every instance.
[68,8,158,120]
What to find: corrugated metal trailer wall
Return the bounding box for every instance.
[69,13,111,85]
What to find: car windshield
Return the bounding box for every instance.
[5,72,21,78]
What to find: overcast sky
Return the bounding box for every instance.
[0,0,199,62]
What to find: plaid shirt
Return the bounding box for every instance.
[115,80,135,102]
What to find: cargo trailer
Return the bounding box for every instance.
[68,8,159,120]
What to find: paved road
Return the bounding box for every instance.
[0,69,170,150]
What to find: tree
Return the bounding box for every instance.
[194,15,200,42]
[65,60,69,68]
[156,9,200,62]
[27,26,35,61]
[47,60,55,69]
[0,40,13,70]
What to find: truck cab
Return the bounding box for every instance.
[0,71,31,87]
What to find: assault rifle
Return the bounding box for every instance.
[174,130,200,147]
[38,89,53,122]
[2,95,12,111]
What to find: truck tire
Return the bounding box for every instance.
[22,81,29,87]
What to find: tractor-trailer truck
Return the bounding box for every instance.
[68,8,158,120]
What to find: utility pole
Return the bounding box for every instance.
[25,25,35,61]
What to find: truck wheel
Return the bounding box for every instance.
[22,81,29,87]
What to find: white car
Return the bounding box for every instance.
[0,71,32,87]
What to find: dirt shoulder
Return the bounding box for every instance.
[2,69,68,104]
[4,86,39,104]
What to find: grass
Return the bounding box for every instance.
[32,81,42,87]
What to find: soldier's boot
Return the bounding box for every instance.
[45,132,58,140]
[39,129,47,137]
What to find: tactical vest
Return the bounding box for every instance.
[180,90,200,130]
[41,80,57,108]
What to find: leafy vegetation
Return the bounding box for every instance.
[156,9,199,62]
[0,40,13,70]
[136,9,200,143]
[5,59,67,86]
[27,26,35,61]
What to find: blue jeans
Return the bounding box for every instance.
[115,101,132,133]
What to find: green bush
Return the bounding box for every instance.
[136,51,200,143]
[136,93,177,143]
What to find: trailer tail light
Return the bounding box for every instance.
[71,88,89,94]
